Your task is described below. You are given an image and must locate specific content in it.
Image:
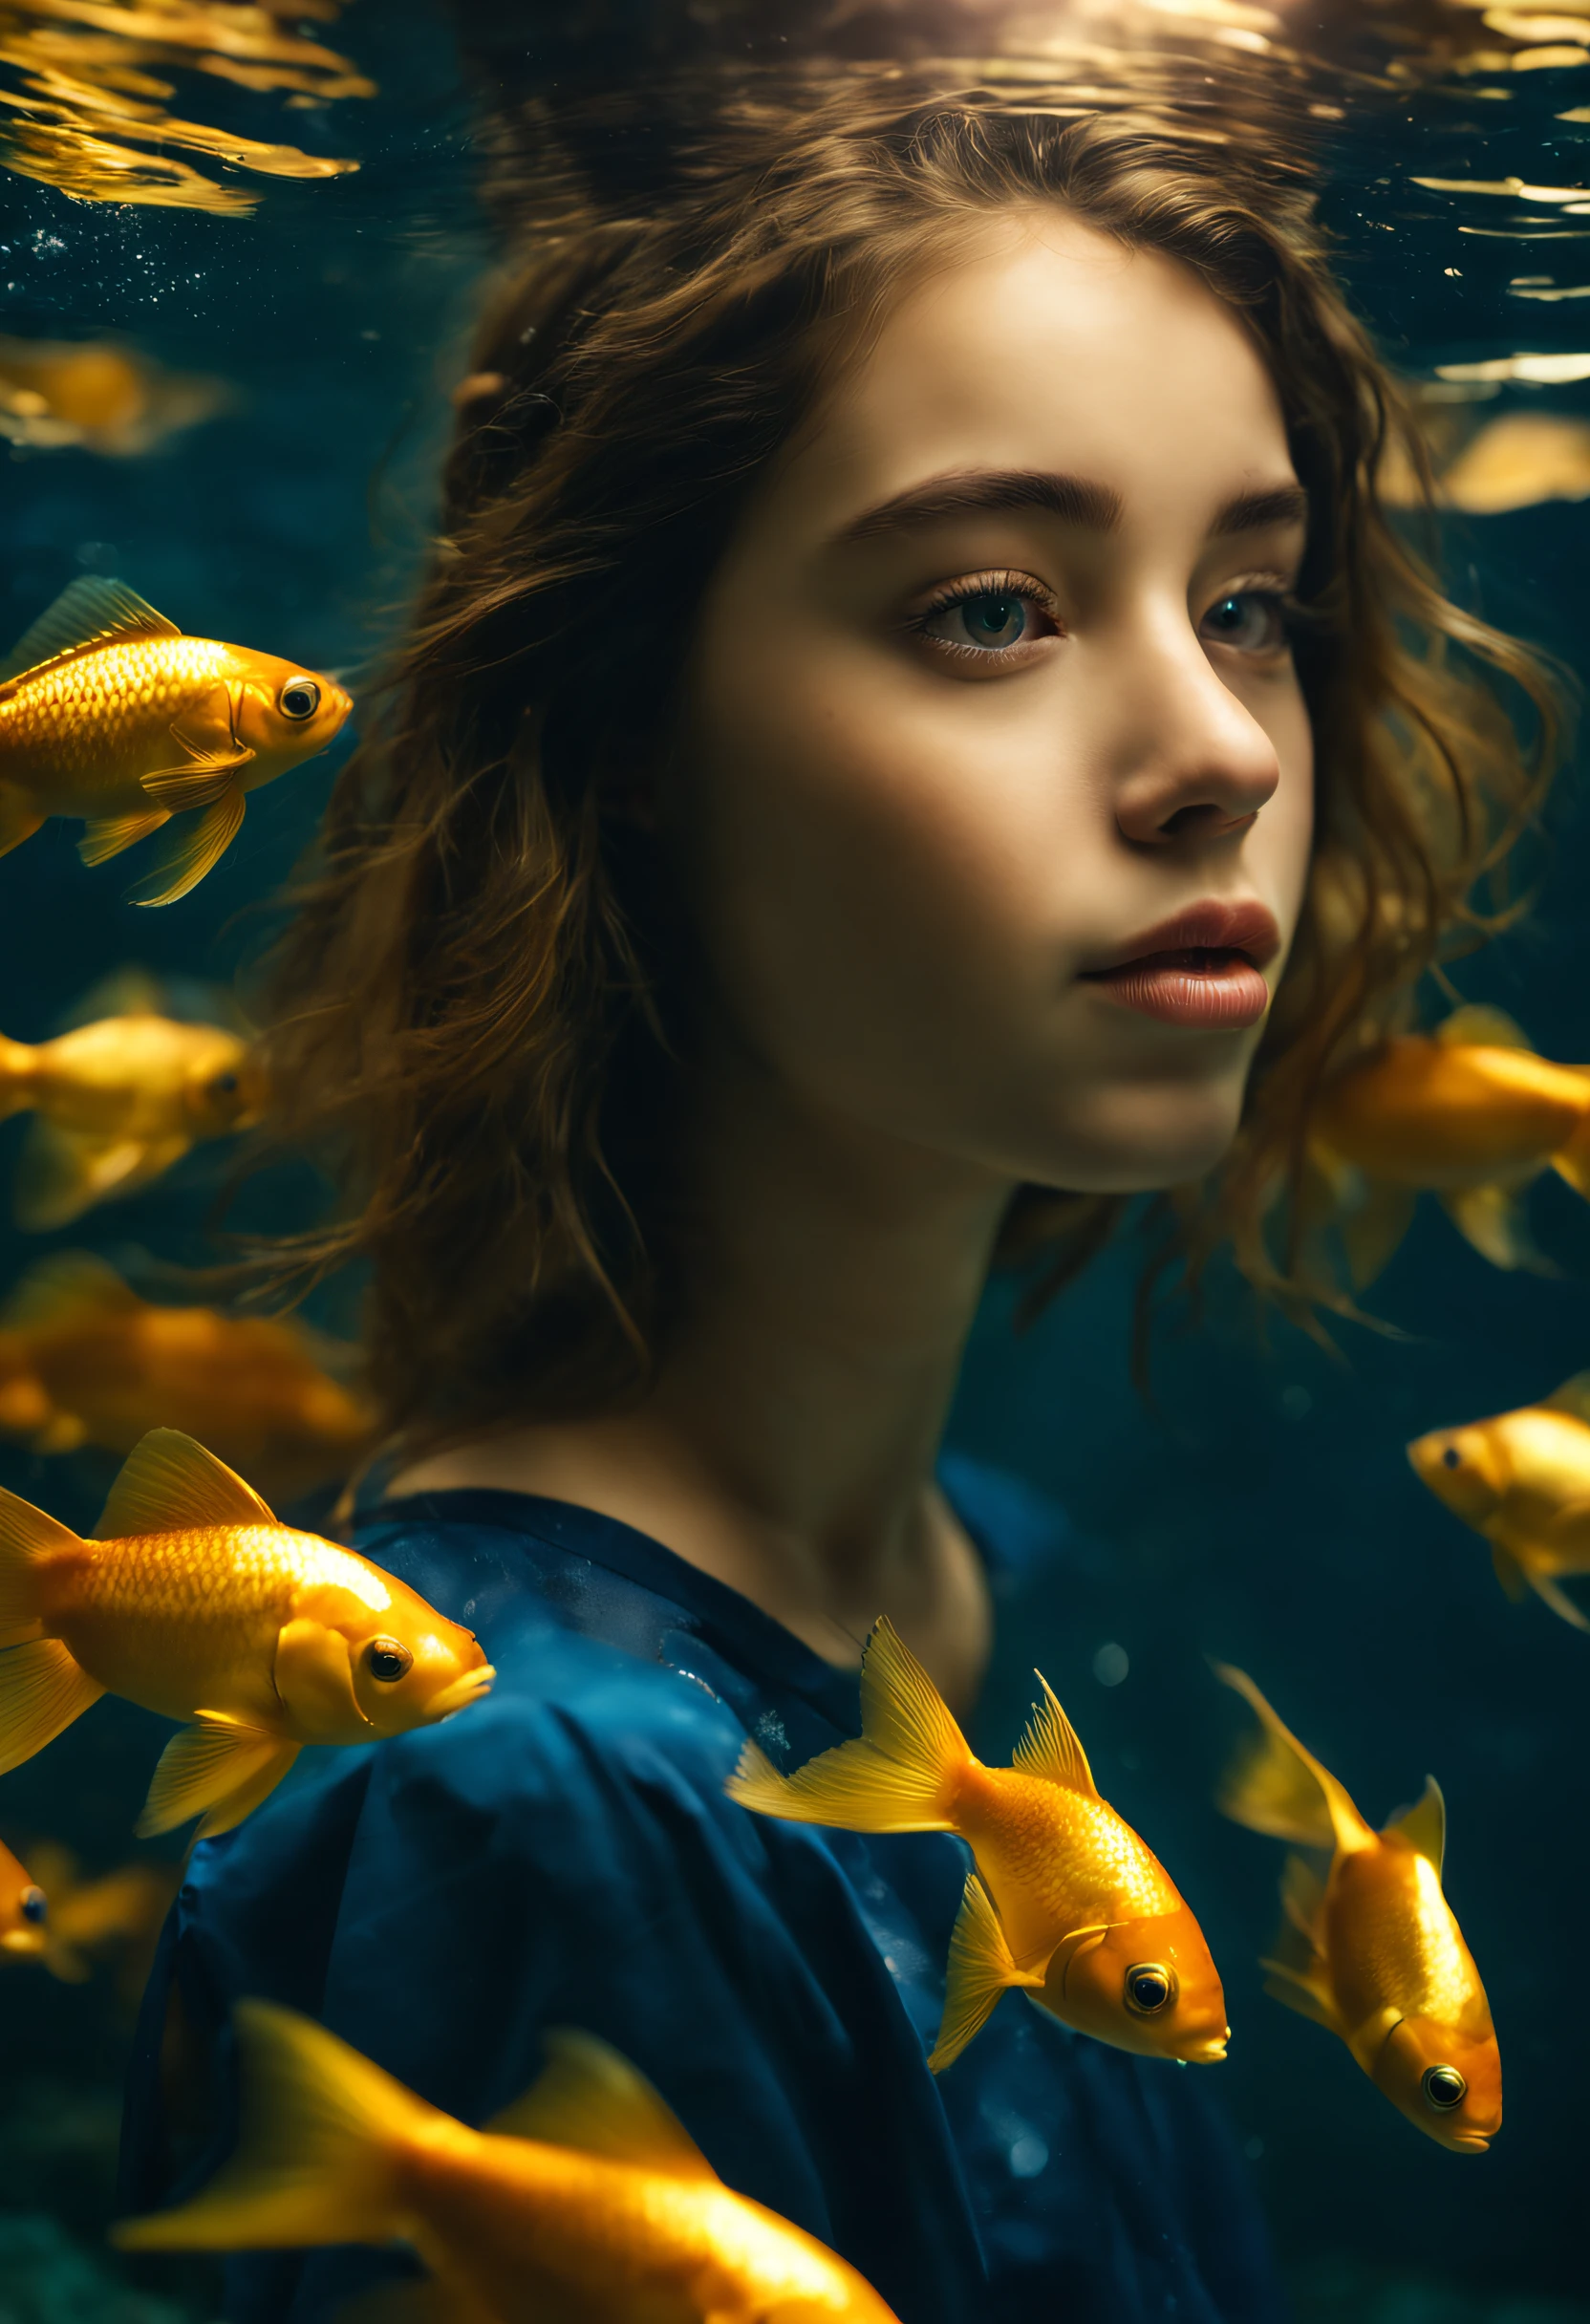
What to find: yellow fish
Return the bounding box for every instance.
[0,1254,374,1501]
[0,1832,47,1960]
[0,1429,493,1840]
[0,969,264,1227]
[0,335,228,457]
[0,575,352,904]
[727,1617,1228,2072]
[1215,1665,1500,2154]
[1408,1373,1590,1630]
[1310,1003,1590,1282]
[2,1840,178,1993]
[118,2003,903,2324]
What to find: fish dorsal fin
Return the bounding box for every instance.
[486,2031,718,2183]
[1542,1372,1590,1424]
[56,965,167,1029]
[1437,1003,1532,1052]
[0,578,179,685]
[95,1430,274,1540]
[0,1253,141,1331]
[1384,1775,1446,1874]
[1012,1672,1098,1796]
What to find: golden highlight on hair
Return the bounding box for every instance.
[251,72,1568,1447]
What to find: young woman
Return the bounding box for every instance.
[121,54,1557,2324]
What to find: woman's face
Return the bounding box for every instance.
[673,205,1315,1194]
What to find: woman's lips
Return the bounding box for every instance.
[1078,900,1280,1032]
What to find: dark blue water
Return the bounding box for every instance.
[1,7,1588,2319]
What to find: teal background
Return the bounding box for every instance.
[0,11,1587,2318]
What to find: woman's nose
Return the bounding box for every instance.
[1111,646,1282,849]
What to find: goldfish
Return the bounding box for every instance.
[0,335,229,456]
[1214,1665,1500,2154]
[118,2002,902,2324]
[727,1617,1227,2072]
[2,1840,177,1992]
[0,1831,47,1960]
[0,1254,374,1502]
[0,1428,493,1840]
[0,575,352,904]
[1310,1003,1590,1282]
[0,968,264,1227]
[1408,1372,1590,1629]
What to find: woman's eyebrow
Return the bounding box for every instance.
[832,468,1309,546]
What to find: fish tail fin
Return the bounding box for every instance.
[114,2001,436,2252]
[1213,1664,1372,1855]
[0,1482,80,1646]
[0,786,43,859]
[1552,1102,1590,1200]
[725,1617,969,1834]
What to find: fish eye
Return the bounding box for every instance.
[1422,2065,1468,2112]
[365,1638,413,1683]
[279,678,320,721]
[1124,1963,1177,2016]
[1442,1447,1463,1471]
[209,1071,240,1098]
[19,1886,46,1925]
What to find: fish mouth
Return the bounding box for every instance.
[1450,2131,1493,2155]
[0,1928,45,1956]
[425,1665,496,1720]
[1183,2035,1229,2064]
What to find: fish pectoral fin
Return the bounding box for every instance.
[0,1639,103,1775]
[14,1124,160,1231]
[1437,1003,1533,1051]
[1012,1671,1099,1797]
[0,786,44,857]
[192,1740,302,1840]
[131,788,246,908]
[1523,1564,1590,1632]
[273,1619,365,1743]
[1383,1775,1446,1874]
[487,2028,718,2183]
[1490,1539,1531,1602]
[927,1872,1042,2077]
[142,735,255,811]
[0,577,179,687]
[1339,1182,1418,1291]
[136,1712,289,1840]
[32,1412,89,1455]
[96,1428,275,1540]
[1259,1958,1343,2034]
[77,806,169,868]
[1278,1848,1328,1943]
[1440,1185,1554,1275]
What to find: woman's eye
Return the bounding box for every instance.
[913,578,1058,661]
[1200,590,1291,656]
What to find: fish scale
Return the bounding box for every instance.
[0,638,238,801]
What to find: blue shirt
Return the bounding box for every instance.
[119,1457,1281,2324]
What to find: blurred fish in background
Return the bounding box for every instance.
[0,1254,374,1499]
[0,966,264,1228]
[1408,1373,1590,1627]
[0,1828,48,1958]
[0,1840,178,1996]
[1308,1004,1590,1282]
[0,334,231,457]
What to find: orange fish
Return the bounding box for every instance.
[0,1429,493,1840]
[118,2004,903,2324]
[1215,1665,1500,2154]
[0,576,352,904]
[0,969,264,1227]
[0,1832,48,1960]
[727,1618,1227,2072]
[0,1254,373,1501]
[0,335,229,456]
[1311,1004,1590,1282]
[1408,1372,1590,1630]
[2,1840,177,1992]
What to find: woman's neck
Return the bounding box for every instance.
[388,1060,1012,1706]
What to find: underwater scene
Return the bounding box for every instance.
[1,2,1589,2321]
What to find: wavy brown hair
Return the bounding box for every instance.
[255,72,1566,1447]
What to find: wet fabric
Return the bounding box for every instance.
[119,1456,1281,2324]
